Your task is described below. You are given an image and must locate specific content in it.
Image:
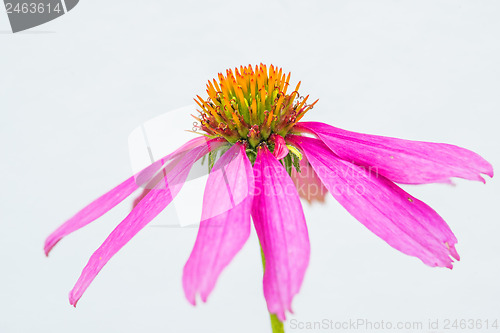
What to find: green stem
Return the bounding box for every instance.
[260,246,285,333]
[270,313,285,333]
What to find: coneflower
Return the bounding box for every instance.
[45,64,493,333]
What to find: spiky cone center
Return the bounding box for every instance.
[193,64,318,149]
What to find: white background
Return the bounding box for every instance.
[1,1,499,332]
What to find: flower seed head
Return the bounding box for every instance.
[193,64,318,148]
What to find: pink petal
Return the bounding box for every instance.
[290,156,329,204]
[252,145,310,321]
[44,176,138,256]
[44,136,213,256]
[289,135,459,268]
[68,140,219,306]
[269,134,289,160]
[295,122,493,184]
[183,142,254,304]
[132,187,150,209]
[133,136,213,188]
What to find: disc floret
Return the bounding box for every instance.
[193,64,318,148]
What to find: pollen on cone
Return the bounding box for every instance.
[192,64,318,147]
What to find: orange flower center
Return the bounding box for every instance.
[193,64,318,148]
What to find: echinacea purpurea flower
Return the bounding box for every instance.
[45,64,493,332]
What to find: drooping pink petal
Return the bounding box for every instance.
[183,142,254,304]
[131,137,224,208]
[288,135,459,268]
[44,136,213,256]
[290,156,329,204]
[133,136,214,188]
[132,187,150,209]
[252,145,310,321]
[295,121,493,184]
[68,140,222,306]
[44,176,138,256]
[269,133,289,160]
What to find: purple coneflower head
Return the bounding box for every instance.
[45,64,493,323]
